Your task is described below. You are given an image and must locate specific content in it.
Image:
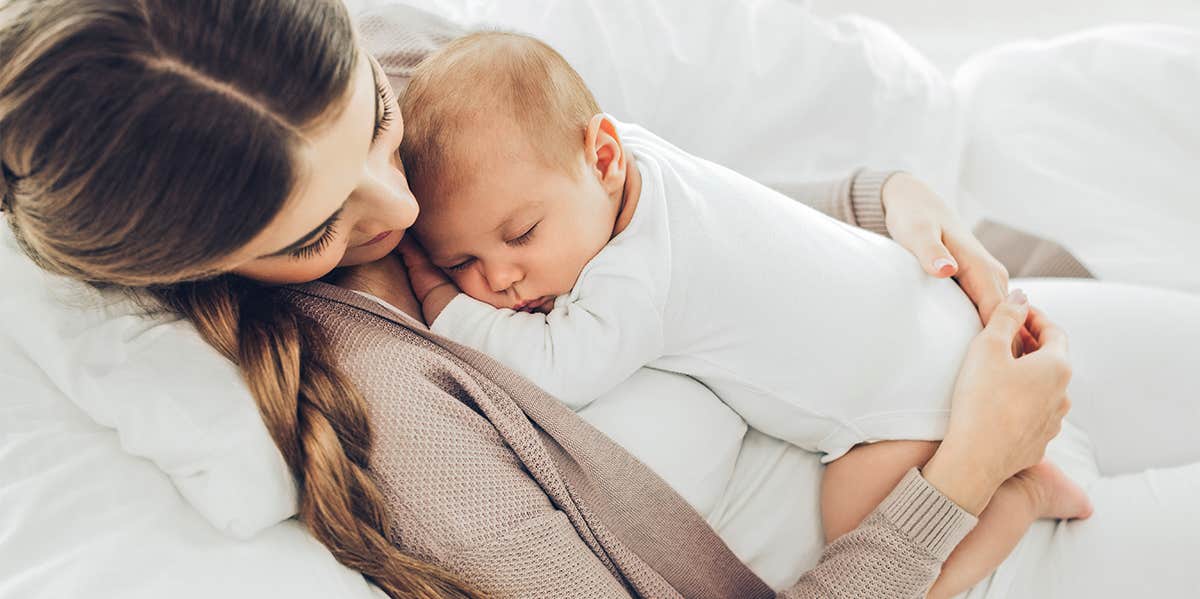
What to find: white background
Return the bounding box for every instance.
[810,0,1200,73]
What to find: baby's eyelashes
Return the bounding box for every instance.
[505,223,539,247]
[444,258,473,273]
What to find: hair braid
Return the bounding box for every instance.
[151,279,484,599]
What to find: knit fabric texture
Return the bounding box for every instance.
[286,281,977,598]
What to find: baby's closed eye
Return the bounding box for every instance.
[444,258,474,273]
[506,222,538,247]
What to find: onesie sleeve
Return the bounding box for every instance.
[769,169,897,238]
[430,246,665,411]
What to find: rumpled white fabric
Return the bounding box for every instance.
[355,0,961,198]
[0,227,297,541]
[955,25,1200,292]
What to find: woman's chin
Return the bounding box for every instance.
[339,234,404,268]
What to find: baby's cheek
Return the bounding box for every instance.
[456,272,511,309]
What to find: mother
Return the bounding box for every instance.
[0,1,1144,597]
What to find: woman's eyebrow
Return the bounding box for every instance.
[263,207,345,258]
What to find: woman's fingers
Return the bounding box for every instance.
[944,232,1009,325]
[1025,306,1069,355]
[981,289,1031,352]
[909,227,958,278]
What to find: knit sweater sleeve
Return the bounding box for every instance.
[779,468,978,599]
[769,169,896,238]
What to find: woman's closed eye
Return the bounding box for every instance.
[286,79,393,262]
[372,77,395,142]
[288,219,339,261]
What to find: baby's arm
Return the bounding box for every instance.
[403,242,665,411]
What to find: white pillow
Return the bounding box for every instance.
[0,340,381,599]
[0,225,296,540]
[955,25,1200,292]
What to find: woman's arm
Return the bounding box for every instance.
[782,468,976,598]
[781,293,1072,598]
[769,168,892,237]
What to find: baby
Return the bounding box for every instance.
[397,31,1091,597]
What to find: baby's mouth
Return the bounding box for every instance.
[514,295,553,313]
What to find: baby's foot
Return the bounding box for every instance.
[1013,459,1094,521]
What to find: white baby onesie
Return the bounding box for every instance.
[432,120,982,461]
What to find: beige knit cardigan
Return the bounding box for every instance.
[286,271,975,598]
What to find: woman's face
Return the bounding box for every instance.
[225,49,416,284]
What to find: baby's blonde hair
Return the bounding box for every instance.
[399,31,601,200]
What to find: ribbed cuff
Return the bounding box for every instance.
[849,169,897,238]
[878,468,978,562]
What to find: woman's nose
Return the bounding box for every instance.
[356,162,418,230]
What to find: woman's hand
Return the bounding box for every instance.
[921,290,1073,515]
[882,173,1010,325]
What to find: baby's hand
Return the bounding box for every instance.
[397,237,454,300]
[397,237,461,324]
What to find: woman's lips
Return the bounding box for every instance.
[357,230,394,248]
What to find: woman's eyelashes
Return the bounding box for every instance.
[288,221,339,261]
[287,86,395,263]
[373,82,395,142]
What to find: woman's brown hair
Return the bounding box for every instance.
[0,1,478,596]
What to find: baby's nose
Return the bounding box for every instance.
[484,263,522,293]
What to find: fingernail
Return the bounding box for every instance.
[933,258,956,272]
[1008,288,1028,305]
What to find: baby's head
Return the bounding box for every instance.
[399,31,630,313]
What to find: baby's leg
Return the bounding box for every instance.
[822,441,1093,599]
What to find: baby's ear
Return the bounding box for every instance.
[584,113,626,194]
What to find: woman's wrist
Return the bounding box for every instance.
[849,168,896,237]
[919,441,1005,516]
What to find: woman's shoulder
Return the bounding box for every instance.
[282,282,564,562]
[286,283,426,354]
